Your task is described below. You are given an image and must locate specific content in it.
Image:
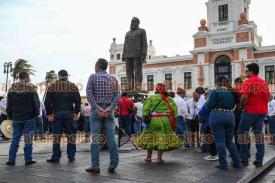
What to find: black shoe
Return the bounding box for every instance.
[215,165,228,170]
[46,158,60,163]
[6,161,15,166]
[25,160,36,165]
[108,167,116,173]
[253,161,263,168]
[68,158,75,163]
[231,162,242,169]
[86,166,100,174]
[241,161,249,167]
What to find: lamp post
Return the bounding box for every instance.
[3,62,13,93]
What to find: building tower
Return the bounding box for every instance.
[191,0,262,87]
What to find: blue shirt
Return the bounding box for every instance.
[86,71,120,112]
[206,88,236,110]
[198,102,211,129]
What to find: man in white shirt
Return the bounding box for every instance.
[197,93,207,149]
[81,103,92,142]
[34,100,46,141]
[134,98,143,135]
[174,88,190,149]
[186,91,201,147]
[268,96,275,144]
[198,94,207,111]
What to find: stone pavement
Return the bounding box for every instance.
[0,139,275,183]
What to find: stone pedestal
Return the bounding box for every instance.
[125,90,149,101]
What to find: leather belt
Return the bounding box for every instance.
[213,108,234,112]
[97,103,111,106]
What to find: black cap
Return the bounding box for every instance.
[18,71,29,80]
[58,70,69,77]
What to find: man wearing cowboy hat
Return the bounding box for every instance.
[6,71,40,166]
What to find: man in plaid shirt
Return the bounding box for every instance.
[86,58,120,174]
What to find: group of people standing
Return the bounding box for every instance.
[2,59,272,173]
[136,62,271,170]
[115,93,144,139]
[5,69,81,165]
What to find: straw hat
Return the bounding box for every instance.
[0,120,13,139]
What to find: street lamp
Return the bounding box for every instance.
[3,62,13,93]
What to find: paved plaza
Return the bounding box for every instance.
[252,164,275,183]
[0,138,274,183]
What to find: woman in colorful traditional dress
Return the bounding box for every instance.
[137,83,182,164]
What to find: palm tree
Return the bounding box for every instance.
[11,59,36,82]
[42,70,57,101]
[45,70,57,84]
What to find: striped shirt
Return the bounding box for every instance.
[86,71,120,112]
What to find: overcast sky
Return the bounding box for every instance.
[0,0,275,96]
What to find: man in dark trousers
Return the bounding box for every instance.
[118,93,135,138]
[45,69,81,163]
[6,72,40,166]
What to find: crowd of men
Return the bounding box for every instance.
[0,59,273,172]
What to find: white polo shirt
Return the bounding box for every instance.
[135,102,143,117]
[268,99,275,117]
[173,95,189,117]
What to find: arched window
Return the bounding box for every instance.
[214,55,232,82]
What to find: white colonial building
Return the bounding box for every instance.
[109,0,275,94]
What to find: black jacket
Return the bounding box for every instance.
[7,81,40,121]
[122,28,148,60]
[44,80,81,115]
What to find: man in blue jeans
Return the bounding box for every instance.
[34,101,45,141]
[174,88,190,149]
[81,103,92,142]
[134,97,143,135]
[6,72,40,166]
[45,69,81,163]
[239,63,270,167]
[86,58,120,174]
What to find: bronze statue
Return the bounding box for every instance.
[122,17,148,91]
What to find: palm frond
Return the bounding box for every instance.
[11,59,36,82]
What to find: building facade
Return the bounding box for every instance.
[109,0,275,94]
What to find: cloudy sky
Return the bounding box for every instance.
[0,0,275,96]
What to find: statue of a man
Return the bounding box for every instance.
[122,17,148,91]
